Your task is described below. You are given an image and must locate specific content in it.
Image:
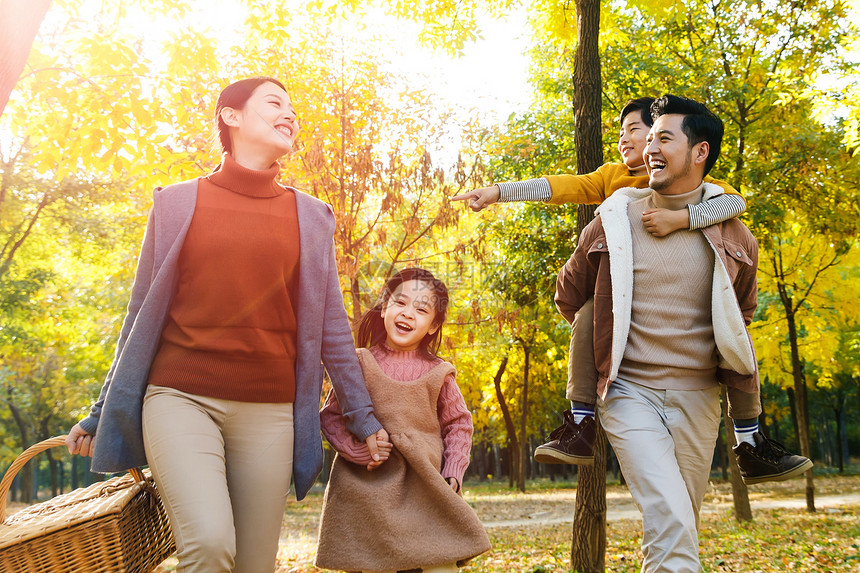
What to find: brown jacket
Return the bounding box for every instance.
[555,185,760,399]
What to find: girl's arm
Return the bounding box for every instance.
[438,373,473,493]
[320,389,374,466]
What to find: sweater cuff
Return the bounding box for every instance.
[497,178,552,202]
[442,456,470,487]
[353,416,383,441]
[78,416,99,436]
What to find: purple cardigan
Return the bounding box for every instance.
[79,178,381,500]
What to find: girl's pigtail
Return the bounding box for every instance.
[356,301,387,349]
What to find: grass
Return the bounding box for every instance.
[153,473,860,572]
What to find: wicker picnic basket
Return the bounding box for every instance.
[0,436,175,572]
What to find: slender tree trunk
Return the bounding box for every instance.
[569,0,604,568]
[834,403,844,473]
[6,399,33,503]
[518,340,529,493]
[786,387,799,446]
[0,0,52,118]
[492,356,520,490]
[721,387,752,521]
[785,309,815,511]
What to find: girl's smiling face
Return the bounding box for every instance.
[381,279,440,352]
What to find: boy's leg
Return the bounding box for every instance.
[726,387,813,485]
[534,298,598,465]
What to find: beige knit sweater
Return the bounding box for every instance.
[617,186,720,390]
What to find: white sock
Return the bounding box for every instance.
[734,421,758,446]
[571,407,595,425]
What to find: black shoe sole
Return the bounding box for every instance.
[533,446,594,466]
[741,458,814,485]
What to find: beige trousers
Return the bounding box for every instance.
[142,385,294,573]
[598,378,721,573]
[566,297,761,419]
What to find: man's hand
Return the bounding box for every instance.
[450,185,500,212]
[365,428,392,471]
[65,423,95,457]
[641,208,690,237]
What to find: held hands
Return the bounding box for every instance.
[450,185,500,212]
[65,423,95,457]
[641,208,690,237]
[364,428,393,471]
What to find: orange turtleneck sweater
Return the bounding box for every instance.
[147,154,300,403]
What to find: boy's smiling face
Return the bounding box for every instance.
[618,109,649,176]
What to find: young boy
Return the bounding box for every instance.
[452,97,811,484]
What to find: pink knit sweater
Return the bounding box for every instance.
[320,345,473,488]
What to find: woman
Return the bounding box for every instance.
[65,77,388,573]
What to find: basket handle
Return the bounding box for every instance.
[0,435,147,522]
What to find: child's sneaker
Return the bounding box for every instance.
[732,431,813,485]
[533,411,596,465]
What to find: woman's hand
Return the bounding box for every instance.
[65,423,95,457]
[365,428,393,471]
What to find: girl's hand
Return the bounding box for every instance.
[641,208,689,237]
[65,423,94,457]
[365,428,392,471]
[446,477,460,493]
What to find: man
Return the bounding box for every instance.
[555,95,809,571]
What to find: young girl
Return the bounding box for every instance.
[315,268,490,573]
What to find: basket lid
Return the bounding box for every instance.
[0,471,148,549]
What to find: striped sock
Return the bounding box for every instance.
[570,403,595,425]
[734,419,758,446]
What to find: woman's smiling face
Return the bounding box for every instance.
[222,81,299,168]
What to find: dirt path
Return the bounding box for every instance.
[480,489,860,529]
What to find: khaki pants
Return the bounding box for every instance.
[598,378,721,573]
[566,298,761,419]
[142,385,294,573]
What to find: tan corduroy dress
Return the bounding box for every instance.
[315,349,490,572]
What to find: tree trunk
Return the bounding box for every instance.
[7,400,33,503]
[785,309,815,511]
[721,387,752,521]
[833,401,844,473]
[518,340,530,493]
[492,356,520,490]
[571,422,606,572]
[569,0,604,569]
[716,423,728,481]
[0,0,52,118]
[786,386,799,447]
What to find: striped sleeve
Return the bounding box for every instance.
[689,193,746,230]
[497,177,552,203]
